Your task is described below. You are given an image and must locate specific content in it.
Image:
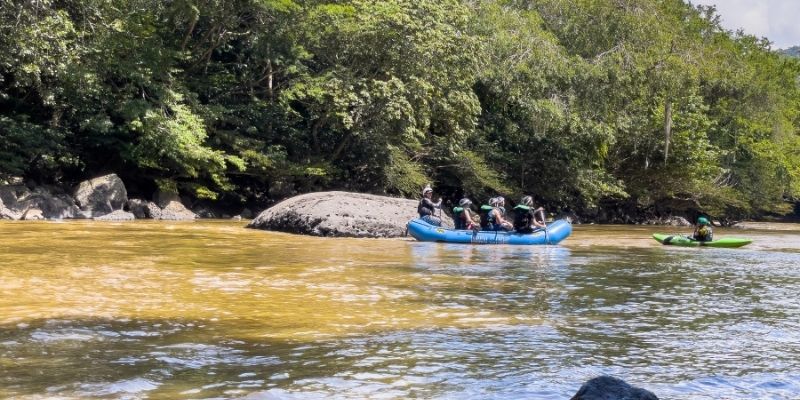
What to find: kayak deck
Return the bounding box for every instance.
[652,233,752,248]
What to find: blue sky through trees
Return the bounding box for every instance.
[691,0,800,49]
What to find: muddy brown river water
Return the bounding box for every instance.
[1,220,799,399]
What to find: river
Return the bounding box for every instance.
[1,221,799,399]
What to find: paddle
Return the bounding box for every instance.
[436,198,444,226]
[538,208,549,244]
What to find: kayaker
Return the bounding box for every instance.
[453,198,478,230]
[513,195,546,234]
[692,216,713,242]
[418,185,442,226]
[480,196,513,231]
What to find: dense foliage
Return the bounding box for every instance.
[2,0,799,221]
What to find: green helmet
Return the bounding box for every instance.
[697,216,709,225]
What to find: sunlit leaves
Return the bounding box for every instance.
[0,0,798,219]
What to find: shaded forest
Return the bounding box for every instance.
[2,0,799,221]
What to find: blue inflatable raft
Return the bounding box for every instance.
[407,218,572,245]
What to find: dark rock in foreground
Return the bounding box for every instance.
[571,376,658,400]
[248,191,453,238]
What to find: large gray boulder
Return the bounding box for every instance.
[73,174,128,216]
[154,191,197,220]
[571,376,658,400]
[248,191,453,238]
[159,200,197,220]
[127,199,162,219]
[2,186,83,220]
[0,185,29,220]
[0,197,20,220]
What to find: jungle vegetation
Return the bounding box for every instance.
[2,0,799,221]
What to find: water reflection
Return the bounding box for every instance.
[409,242,572,273]
[1,221,800,398]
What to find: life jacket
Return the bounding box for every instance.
[696,226,713,242]
[481,205,508,231]
[513,205,533,231]
[418,198,434,217]
[479,205,494,229]
[453,206,466,229]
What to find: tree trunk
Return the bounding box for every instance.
[310,117,328,156]
[266,57,273,102]
[330,134,352,162]
[181,11,198,51]
[663,100,672,165]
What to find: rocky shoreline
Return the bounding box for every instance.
[0,174,212,222]
[2,175,734,238]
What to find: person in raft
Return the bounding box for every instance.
[692,216,713,242]
[513,195,546,234]
[418,185,442,226]
[453,198,478,230]
[480,196,514,231]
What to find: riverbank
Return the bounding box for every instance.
[3,176,794,235]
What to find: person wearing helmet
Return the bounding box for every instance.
[692,216,713,242]
[479,198,496,230]
[417,185,442,226]
[513,195,546,234]
[480,196,513,231]
[453,198,478,230]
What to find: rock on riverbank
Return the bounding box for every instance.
[0,174,197,221]
[248,191,453,238]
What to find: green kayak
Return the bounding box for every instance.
[652,233,752,248]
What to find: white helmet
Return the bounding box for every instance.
[521,196,533,206]
[422,185,433,195]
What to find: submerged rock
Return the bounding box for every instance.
[248,191,453,238]
[571,376,658,400]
